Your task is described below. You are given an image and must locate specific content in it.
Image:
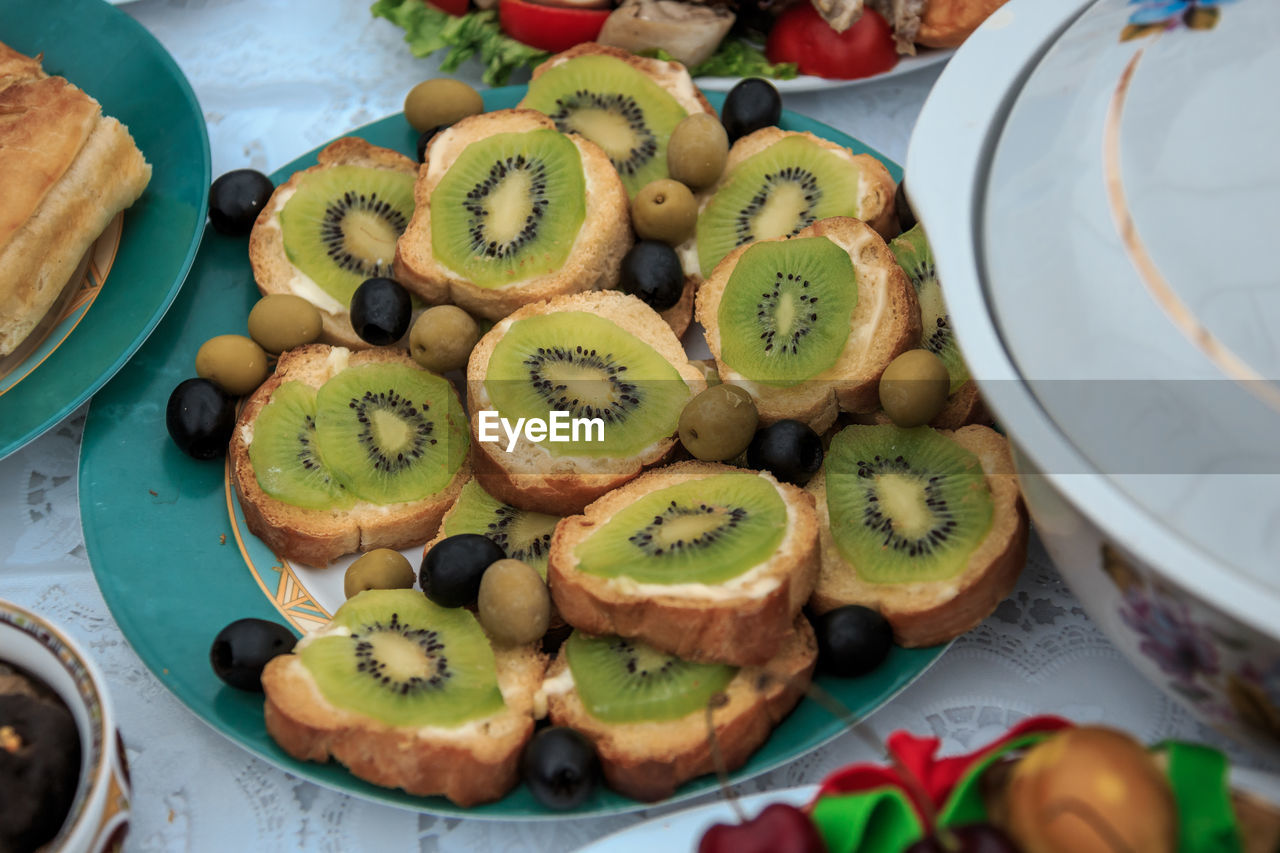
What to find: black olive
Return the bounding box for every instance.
[420,534,505,608]
[166,378,236,460]
[208,169,274,236]
[814,605,894,677]
[210,618,297,692]
[619,240,684,312]
[350,277,412,346]
[745,419,823,486]
[721,78,783,144]
[521,726,600,810]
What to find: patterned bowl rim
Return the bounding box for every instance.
[0,598,115,850]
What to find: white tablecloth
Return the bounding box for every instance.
[0,1,1265,849]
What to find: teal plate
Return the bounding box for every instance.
[0,0,210,460]
[80,88,946,818]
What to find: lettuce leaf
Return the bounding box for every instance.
[649,41,798,80]
[371,0,549,86]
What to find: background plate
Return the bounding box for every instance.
[80,87,946,818]
[696,48,952,93]
[0,0,209,460]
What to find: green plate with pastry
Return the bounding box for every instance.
[80,86,948,818]
[0,0,208,460]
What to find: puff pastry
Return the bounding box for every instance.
[0,41,151,357]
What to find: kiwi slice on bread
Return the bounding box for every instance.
[298,589,504,727]
[696,134,865,277]
[520,50,691,196]
[483,310,691,459]
[314,363,469,504]
[442,479,561,576]
[825,425,993,583]
[572,471,787,585]
[542,613,818,802]
[247,380,355,511]
[716,236,858,387]
[810,424,1029,647]
[279,165,414,306]
[565,631,736,724]
[430,129,586,288]
[890,224,968,394]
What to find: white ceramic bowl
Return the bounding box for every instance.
[0,599,131,852]
[907,0,1280,760]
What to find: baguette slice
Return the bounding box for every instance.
[542,614,817,802]
[526,43,716,117]
[394,109,631,322]
[466,290,706,516]
[697,216,921,433]
[263,607,547,807]
[0,40,151,356]
[248,137,417,350]
[230,344,469,567]
[807,424,1028,647]
[549,460,819,666]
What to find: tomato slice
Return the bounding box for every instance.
[765,4,899,80]
[427,0,470,16]
[498,0,611,53]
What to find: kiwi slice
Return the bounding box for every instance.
[520,54,690,196]
[314,363,469,504]
[483,311,692,458]
[248,381,355,511]
[574,472,786,585]
[443,480,561,577]
[824,425,994,584]
[697,136,864,277]
[279,165,414,306]
[717,237,858,387]
[430,130,586,288]
[300,589,504,727]
[890,224,969,394]
[565,631,736,724]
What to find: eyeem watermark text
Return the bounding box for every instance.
[476,410,605,452]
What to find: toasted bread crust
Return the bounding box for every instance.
[229,344,469,567]
[263,641,547,807]
[528,43,716,117]
[917,0,1008,48]
[659,274,698,340]
[548,461,819,666]
[248,138,417,349]
[393,109,631,321]
[697,217,921,431]
[807,424,1028,647]
[545,614,816,801]
[466,290,705,515]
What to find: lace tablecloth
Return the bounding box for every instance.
[0,1,1265,849]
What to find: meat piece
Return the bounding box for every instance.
[597,0,736,68]
[810,0,863,33]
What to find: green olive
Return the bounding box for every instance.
[878,349,951,427]
[404,79,483,134]
[477,559,551,645]
[678,383,758,461]
[631,179,698,245]
[667,113,729,191]
[409,305,481,373]
[247,294,323,355]
[194,334,269,396]
[344,549,416,599]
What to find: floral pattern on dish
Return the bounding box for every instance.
[1101,544,1280,746]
